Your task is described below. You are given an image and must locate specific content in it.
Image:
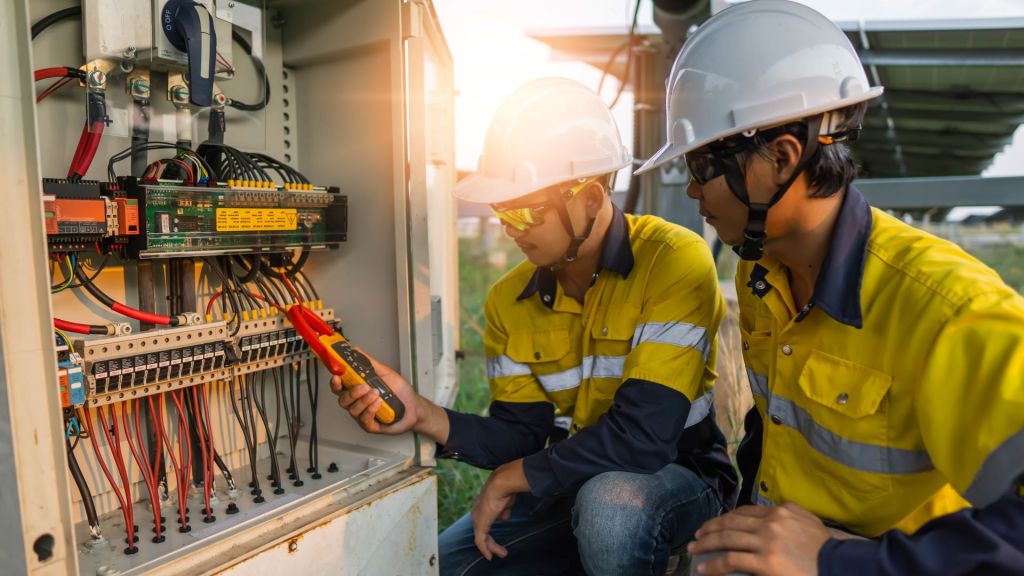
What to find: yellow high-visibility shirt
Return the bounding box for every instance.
[479,206,733,498]
[736,187,1024,537]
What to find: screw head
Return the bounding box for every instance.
[287,539,298,553]
[87,70,107,90]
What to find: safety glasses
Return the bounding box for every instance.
[685,142,748,185]
[491,177,598,232]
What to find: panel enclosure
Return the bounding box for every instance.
[0,0,455,573]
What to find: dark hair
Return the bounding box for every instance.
[744,101,868,198]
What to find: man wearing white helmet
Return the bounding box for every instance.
[637,1,1024,575]
[332,77,738,574]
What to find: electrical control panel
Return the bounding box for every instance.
[3,0,456,573]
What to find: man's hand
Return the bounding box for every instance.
[330,352,420,435]
[471,459,530,561]
[687,502,831,576]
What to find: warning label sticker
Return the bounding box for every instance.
[216,208,298,231]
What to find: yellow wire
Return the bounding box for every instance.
[51,255,75,293]
[54,328,76,355]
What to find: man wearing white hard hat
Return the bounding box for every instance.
[332,77,738,574]
[636,1,1024,575]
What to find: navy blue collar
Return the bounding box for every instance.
[745,186,871,328]
[518,204,634,308]
[814,185,872,328]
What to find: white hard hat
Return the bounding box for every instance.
[635,0,883,175]
[455,78,631,204]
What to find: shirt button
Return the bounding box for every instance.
[755,280,767,291]
[534,352,542,360]
[742,341,750,351]
[770,414,782,425]
[601,326,609,336]
[760,480,769,492]
[781,344,793,356]
[836,392,849,405]
[542,294,552,303]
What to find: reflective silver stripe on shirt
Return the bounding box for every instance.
[964,427,1024,508]
[487,355,531,380]
[747,368,769,399]
[684,389,714,429]
[769,394,933,475]
[535,354,628,394]
[632,321,710,361]
[553,416,573,431]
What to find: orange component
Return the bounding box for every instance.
[50,198,106,235]
[115,198,140,235]
[58,369,70,408]
[43,196,59,235]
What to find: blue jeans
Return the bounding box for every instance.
[439,463,722,576]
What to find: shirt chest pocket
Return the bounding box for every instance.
[505,328,574,394]
[588,305,640,398]
[590,304,641,345]
[793,350,894,498]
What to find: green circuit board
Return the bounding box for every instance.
[128,183,347,258]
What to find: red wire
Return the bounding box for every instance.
[124,400,162,539]
[102,405,136,546]
[34,67,74,81]
[110,302,174,326]
[191,387,212,518]
[37,76,72,103]
[280,274,303,302]
[155,393,188,528]
[81,407,134,546]
[200,382,217,494]
[71,121,105,178]
[54,318,96,334]
[170,390,192,527]
[136,397,165,538]
[206,290,224,316]
[165,158,195,183]
[68,123,90,177]
[147,396,164,482]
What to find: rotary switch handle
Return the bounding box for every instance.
[162,0,217,107]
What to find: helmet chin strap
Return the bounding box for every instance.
[723,115,824,261]
[547,186,597,270]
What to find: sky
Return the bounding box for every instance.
[432,0,1024,198]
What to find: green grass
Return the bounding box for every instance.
[437,229,524,531]
[969,244,1024,294]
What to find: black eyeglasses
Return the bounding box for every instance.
[684,142,749,185]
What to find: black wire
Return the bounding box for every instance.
[204,258,242,335]
[32,6,81,40]
[242,375,264,498]
[68,254,111,289]
[305,358,319,475]
[67,435,101,534]
[597,0,642,110]
[253,370,283,492]
[296,270,319,301]
[212,450,236,490]
[227,30,270,112]
[231,255,261,284]
[73,265,115,308]
[248,153,310,183]
[609,0,643,110]
[229,376,262,501]
[107,142,212,182]
[281,362,302,485]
